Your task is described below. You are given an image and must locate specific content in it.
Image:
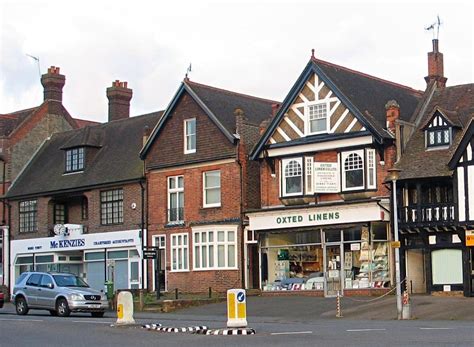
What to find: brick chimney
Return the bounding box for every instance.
[41,66,65,102]
[106,80,132,122]
[385,99,400,135]
[424,39,447,88]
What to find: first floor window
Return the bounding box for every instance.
[366,149,376,189]
[168,176,184,223]
[19,200,37,233]
[171,233,188,271]
[342,150,364,191]
[203,170,221,207]
[54,203,66,224]
[282,158,303,196]
[193,227,237,269]
[100,188,123,225]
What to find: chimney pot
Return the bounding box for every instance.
[41,66,65,102]
[106,80,132,122]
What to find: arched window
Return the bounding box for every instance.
[343,151,364,190]
[282,158,303,196]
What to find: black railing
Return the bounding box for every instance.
[168,207,184,223]
[399,202,455,226]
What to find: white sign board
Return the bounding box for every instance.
[314,162,340,193]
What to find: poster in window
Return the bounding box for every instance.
[314,162,340,193]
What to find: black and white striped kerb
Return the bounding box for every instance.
[142,323,162,330]
[205,328,256,336]
[143,324,208,334]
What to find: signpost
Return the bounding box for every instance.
[142,246,161,300]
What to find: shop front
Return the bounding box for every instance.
[10,227,144,294]
[247,200,392,297]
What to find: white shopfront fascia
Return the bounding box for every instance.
[247,201,389,231]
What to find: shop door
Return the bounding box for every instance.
[406,249,426,294]
[247,244,259,289]
[129,259,140,289]
[470,248,474,296]
[324,244,343,297]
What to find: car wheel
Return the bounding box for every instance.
[49,310,58,316]
[91,312,105,318]
[56,298,71,317]
[15,297,29,316]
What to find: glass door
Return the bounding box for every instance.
[129,259,140,289]
[324,244,343,297]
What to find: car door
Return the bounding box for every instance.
[24,273,42,307]
[37,275,57,309]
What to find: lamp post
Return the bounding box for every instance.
[388,168,402,320]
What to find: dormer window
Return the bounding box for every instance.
[65,147,84,172]
[427,128,451,147]
[306,101,328,135]
[184,118,196,154]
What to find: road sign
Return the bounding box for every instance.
[143,249,157,259]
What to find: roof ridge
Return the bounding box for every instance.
[312,57,423,95]
[1,105,40,117]
[185,80,279,105]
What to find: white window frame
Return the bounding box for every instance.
[305,101,329,135]
[203,170,221,208]
[366,148,377,190]
[184,118,196,154]
[281,158,303,197]
[167,176,184,223]
[193,225,238,271]
[170,233,189,272]
[341,150,365,191]
[305,156,314,195]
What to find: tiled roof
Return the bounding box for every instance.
[74,118,101,128]
[395,84,474,180]
[0,107,40,136]
[6,111,164,198]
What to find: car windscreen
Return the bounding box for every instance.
[53,275,89,288]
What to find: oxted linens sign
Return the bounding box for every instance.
[248,203,385,231]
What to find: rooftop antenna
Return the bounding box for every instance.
[26,54,41,78]
[185,63,192,80]
[425,15,442,40]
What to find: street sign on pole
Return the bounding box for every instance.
[143,248,157,259]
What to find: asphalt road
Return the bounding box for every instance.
[1,303,473,347]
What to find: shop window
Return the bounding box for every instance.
[36,255,54,263]
[168,176,184,223]
[107,250,129,259]
[203,170,221,208]
[65,147,85,172]
[342,150,364,191]
[306,102,328,134]
[54,203,67,224]
[15,256,34,264]
[171,233,188,271]
[184,118,196,154]
[193,228,237,270]
[281,158,303,196]
[100,188,123,225]
[431,249,463,284]
[84,251,105,261]
[19,200,37,233]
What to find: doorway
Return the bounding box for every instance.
[406,249,426,294]
[324,244,343,297]
[247,244,259,289]
[153,235,166,292]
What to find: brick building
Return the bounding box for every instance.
[140,79,275,293]
[0,66,97,288]
[4,80,162,293]
[247,51,422,296]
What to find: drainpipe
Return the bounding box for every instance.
[139,179,145,290]
[235,139,246,289]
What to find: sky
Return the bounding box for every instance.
[0,0,473,122]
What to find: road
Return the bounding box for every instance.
[0,303,473,347]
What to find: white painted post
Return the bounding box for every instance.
[116,291,135,325]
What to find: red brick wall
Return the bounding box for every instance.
[145,92,236,169]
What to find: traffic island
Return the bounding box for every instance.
[205,328,256,336]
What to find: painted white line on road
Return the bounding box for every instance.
[72,320,114,324]
[271,331,313,335]
[347,329,387,332]
[0,318,43,322]
[419,328,454,330]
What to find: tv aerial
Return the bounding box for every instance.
[425,15,442,39]
[26,54,41,77]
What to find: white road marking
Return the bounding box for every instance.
[347,328,387,332]
[72,320,114,324]
[419,328,454,330]
[0,318,43,322]
[271,331,313,335]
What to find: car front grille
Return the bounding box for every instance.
[84,295,101,301]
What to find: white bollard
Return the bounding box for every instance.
[227,289,247,328]
[116,291,135,325]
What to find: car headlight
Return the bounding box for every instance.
[70,293,83,301]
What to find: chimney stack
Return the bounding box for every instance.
[424,39,447,88]
[106,80,132,122]
[41,66,65,102]
[385,99,400,135]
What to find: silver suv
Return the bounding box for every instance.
[13,272,109,317]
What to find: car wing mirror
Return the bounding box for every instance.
[48,283,54,289]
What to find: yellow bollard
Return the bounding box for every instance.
[227,289,248,328]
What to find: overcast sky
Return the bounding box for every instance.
[1,0,472,122]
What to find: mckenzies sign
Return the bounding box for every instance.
[50,239,86,249]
